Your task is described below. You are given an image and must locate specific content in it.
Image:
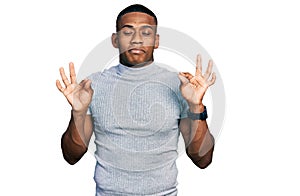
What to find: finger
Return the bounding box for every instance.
[178,74,189,85]
[79,79,92,89]
[56,79,64,92]
[195,54,202,76]
[79,79,87,86]
[59,67,71,86]
[181,72,194,80]
[83,79,92,90]
[190,77,201,86]
[69,62,77,84]
[208,72,216,86]
[204,59,213,80]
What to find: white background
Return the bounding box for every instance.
[1,0,299,195]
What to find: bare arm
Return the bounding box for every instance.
[56,62,94,165]
[178,54,216,169]
[61,113,93,165]
[179,116,214,169]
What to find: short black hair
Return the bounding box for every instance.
[116,4,158,31]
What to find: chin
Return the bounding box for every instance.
[121,59,153,67]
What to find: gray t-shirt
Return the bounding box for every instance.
[88,63,189,195]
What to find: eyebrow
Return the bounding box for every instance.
[120,24,154,30]
[120,24,134,29]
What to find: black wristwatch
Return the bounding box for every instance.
[187,106,208,120]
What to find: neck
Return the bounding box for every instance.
[120,59,154,68]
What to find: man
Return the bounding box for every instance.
[56,4,216,196]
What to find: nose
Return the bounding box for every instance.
[131,32,143,45]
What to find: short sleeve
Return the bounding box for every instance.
[179,93,189,119]
[86,73,95,116]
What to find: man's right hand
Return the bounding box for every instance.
[56,62,93,113]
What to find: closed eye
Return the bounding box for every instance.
[123,31,133,35]
[142,31,152,36]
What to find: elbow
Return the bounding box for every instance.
[61,132,87,165]
[197,158,212,169]
[61,146,87,165]
[62,152,80,165]
[67,160,77,165]
[188,153,212,169]
[187,149,213,169]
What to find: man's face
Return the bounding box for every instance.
[112,12,159,67]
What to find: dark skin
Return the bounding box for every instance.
[56,64,93,164]
[111,12,159,67]
[56,12,216,168]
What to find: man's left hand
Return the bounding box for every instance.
[178,54,216,112]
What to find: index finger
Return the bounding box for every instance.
[195,54,202,76]
[69,62,77,84]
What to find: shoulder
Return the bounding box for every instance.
[154,64,181,86]
[154,64,188,109]
[87,65,119,82]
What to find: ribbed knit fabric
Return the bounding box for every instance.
[88,63,189,195]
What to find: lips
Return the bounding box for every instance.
[128,48,145,54]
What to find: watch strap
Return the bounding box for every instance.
[187,106,208,120]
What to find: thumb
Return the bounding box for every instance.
[178,73,189,85]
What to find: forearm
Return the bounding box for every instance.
[187,104,215,169]
[61,111,88,165]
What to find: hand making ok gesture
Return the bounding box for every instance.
[178,54,216,111]
[56,62,93,113]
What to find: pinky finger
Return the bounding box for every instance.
[56,80,64,92]
[208,72,216,86]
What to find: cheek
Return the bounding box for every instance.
[118,37,131,47]
[133,34,155,43]
[143,37,156,46]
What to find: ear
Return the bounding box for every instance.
[154,34,160,49]
[111,33,119,48]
